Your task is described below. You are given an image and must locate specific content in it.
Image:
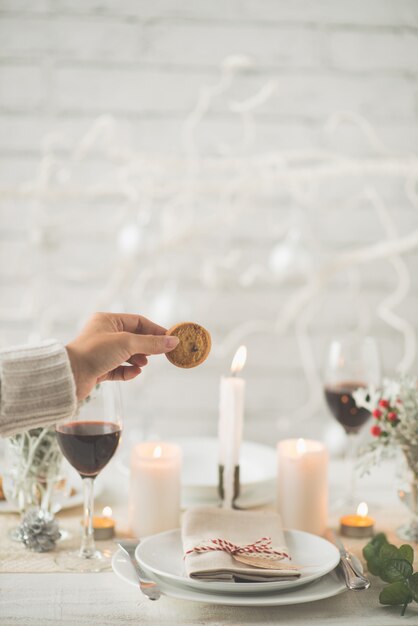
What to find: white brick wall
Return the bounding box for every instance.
[0,1,417,445]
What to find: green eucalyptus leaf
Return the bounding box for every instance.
[363,533,388,566]
[409,572,418,603]
[379,582,413,606]
[371,533,388,548]
[398,544,414,565]
[367,556,383,577]
[363,542,378,562]
[381,559,413,583]
[379,543,399,561]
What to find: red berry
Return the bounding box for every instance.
[372,409,382,419]
[387,411,398,422]
[379,399,390,409]
[371,425,382,437]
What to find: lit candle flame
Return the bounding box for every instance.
[296,438,306,455]
[231,345,247,375]
[153,445,162,459]
[357,502,368,517]
[102,506,112,518]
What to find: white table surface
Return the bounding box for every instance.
[1,458,417,626]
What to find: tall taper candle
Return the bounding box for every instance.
[218,346,247,507]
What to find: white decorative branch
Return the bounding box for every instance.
[0,57,416,427]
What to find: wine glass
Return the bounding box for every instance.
[55,382,122,571]
[324,335,380,508]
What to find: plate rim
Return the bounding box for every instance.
[180,481,276,510]
[112,548,346,607]
[173,437,277,489]
[117,436,277,489]
[135,527,341,594]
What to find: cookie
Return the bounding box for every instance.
[165,322,211,369]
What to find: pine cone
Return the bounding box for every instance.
[18,507,61,552]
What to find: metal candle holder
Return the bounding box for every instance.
[218,464,240,508]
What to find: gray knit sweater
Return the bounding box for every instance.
[0,340,77,437]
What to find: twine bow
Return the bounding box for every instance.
[185,536,289,560]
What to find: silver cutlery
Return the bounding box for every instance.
[330,531,371,591]
[117,540,161,601]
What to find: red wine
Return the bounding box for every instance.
[324,382,370,433]
[56,421,121,478]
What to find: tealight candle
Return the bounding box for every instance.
[129,442,182,537]
[340,502,375,538]
[81,506,115,540]
[277,438,328,536]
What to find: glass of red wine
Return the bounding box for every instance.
[324,335,380,507]
[55,382,122,571]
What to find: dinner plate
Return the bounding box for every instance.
[112,548,347,606]
[116,437,277,506]
[135,528,340,594]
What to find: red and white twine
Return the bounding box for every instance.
[185,537,289,560]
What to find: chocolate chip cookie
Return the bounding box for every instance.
[165,322,211,368]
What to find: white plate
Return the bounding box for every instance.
[136,528,340,594]
[175,438,276,492]
[112,548,347,607]
[181,481,275,509]
[117,437,277,505]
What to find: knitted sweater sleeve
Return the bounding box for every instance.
[0,340,77,437]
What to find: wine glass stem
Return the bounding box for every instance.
[345,433,357,505]
[80,477,96,558]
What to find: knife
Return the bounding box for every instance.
[329,531,371,590]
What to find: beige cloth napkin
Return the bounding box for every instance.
[182,507,300,582]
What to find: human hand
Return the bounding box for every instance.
[65,312,179,401]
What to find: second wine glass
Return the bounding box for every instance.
[324,335,380,508]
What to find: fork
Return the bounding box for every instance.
[329,531,371,591]
[117,539,161,601]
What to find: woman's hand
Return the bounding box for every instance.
[66,312,179,401]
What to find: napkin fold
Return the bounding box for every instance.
[182,507,300,582]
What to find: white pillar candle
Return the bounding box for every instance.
[277,438,328,536]
[129,442,182,537]
[218,346,247,507]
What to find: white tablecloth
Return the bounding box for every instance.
[1,459,417,626]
